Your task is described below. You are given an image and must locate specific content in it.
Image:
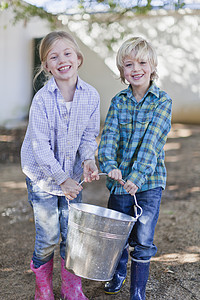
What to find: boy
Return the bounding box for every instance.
[98,37,172,300]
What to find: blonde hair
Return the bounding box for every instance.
[116,37,158,84]
[34,31,83,86]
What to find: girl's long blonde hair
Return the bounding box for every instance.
[34,31,83,88]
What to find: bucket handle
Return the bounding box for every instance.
[79,172,143,220]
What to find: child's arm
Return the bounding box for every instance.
[98,100,120,174]
[28,97,69,186]
[78,95,100,167]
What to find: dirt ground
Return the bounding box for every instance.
[0,123,199,300]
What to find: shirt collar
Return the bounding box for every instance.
[46,77,58,92]
[76,76,87,90]
[46,76,85,93]
[120,81,160,100]
[147,81,160,98]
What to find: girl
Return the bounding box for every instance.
[21,31,100,300]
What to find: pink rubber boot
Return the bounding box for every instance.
[30,259,54,300]
[60,257,88,300]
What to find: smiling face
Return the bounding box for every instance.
[123,50,153,92]
[116,37,158,91]
[45,38,81,85]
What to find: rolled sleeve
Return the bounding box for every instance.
[98,100,120,173]
[78,95,100,162]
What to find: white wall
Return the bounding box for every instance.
[0,8,200,127]
[0,9,51,127]
[67,10,200,124]
[130,12,200,124]
[77,39,124,123]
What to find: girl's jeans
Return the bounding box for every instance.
[108,187,162,261]
[26,177,82,268]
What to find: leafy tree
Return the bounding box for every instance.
[0,0,59,28]
[0,0,186,52]
[1,0,186,26]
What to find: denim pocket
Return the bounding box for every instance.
[26,177,46,206]
[26,177,34,206]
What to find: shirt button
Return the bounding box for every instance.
[66,156,70,160]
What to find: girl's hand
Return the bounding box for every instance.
[60,178,82,200]
[108,169,124,186]
[83,160,99,182]
[123,180,138,196]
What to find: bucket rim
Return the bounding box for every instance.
[69,202,137,223]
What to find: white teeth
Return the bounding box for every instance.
[59,66,70,71]
[133,74,143,78]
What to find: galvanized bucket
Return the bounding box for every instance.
[65,173,142,281]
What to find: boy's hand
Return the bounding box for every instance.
[108,169,124,185]
[83,159,99,182]
[123,180,138,196]
[60,178,82,200]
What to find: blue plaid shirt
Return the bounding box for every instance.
[21,77,100,195]
[98,82,172,194]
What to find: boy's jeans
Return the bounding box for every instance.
[26,177,82,268]
[108,187,162,260]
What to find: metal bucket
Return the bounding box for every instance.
[65,203,138,281]
[65,173,143,281]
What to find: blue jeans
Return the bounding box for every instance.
[108,187,162,261]
[26,177,82,268]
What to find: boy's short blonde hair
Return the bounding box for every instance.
[116,37,158,84]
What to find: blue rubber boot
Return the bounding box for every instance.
[104,246,129,294]
[130,260,150,300]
